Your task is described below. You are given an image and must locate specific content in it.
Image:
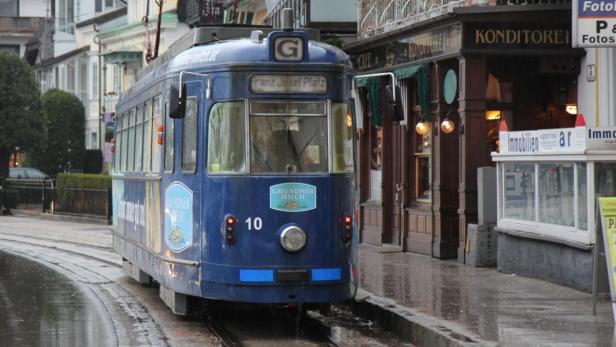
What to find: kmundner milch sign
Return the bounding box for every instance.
[573,0,616,46]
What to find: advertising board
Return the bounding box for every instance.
[574,0,616,47]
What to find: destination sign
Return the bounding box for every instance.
[251,75,327,94]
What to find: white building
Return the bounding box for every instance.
[0,0,49,57]
[31,0,126,156]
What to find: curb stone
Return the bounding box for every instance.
[348,289,499,347]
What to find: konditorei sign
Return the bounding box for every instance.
[573,0,616,47]
[465,23,572,49]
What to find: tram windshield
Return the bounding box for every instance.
[250,101,328,174]
[207,100,355,175]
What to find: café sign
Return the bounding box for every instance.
[351,23,462,72]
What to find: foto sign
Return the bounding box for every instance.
[574,0,616,47]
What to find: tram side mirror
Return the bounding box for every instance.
[169,83,186,119]
[385,85,404,122]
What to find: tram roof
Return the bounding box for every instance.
[119,30,352,105]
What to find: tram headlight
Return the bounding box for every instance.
[280,226,306,252]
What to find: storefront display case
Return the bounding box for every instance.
[493,120,616,246]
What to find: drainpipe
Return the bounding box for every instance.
[94,24,103,151]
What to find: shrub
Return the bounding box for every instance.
[55,173,111,216]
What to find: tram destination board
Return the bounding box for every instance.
[573,0,616,47]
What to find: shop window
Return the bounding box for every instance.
[578,163,587,230]
[538,163,574,227]
[369,126,382,201]
[503,163,535,222]
[415,131,431,202]
[502,162,588,230]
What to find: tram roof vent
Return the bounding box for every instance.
[251,30,264,44]
[192,27,275,46]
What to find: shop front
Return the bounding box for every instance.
[346,7,584,259]
[493,119,616,292]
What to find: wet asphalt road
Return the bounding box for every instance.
[0,215,409,347]
[0,251,115,346]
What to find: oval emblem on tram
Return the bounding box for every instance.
[164,182,194,252]
[269,183,317,212]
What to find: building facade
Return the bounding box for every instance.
[0,0,49,57]
[346,0,616,292]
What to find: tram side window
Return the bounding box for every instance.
[127,108,137,172]
[207,101,246,174]
[122,109,132,172]
[331,103,355,173]
[135,104,144,172]
[114,113,123,173]
[152,97,162,173]
[164,102,174,172]
[143,100,152,172]
[182,97,198,173]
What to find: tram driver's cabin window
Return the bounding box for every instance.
[415,128,431,202]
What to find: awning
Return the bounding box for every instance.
[356,64,431,123]
[393,64,423,80]
[103,50,142,65]
[394,64,430,120]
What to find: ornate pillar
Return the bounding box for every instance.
[457,56,490,262]
[431,61,460,259]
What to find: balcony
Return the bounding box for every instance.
[358,0,571,38]
[0,17,45,35]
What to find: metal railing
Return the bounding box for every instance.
[358,0,570,37]
[3,178,111,222]
[0,17,46,33]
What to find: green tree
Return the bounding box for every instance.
[30,89,85,176]
[0,52,44,213]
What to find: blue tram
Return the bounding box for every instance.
[111,24,358,314]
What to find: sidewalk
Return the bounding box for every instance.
[354,244,615,346]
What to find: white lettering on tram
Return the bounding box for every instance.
[118,200,146,227]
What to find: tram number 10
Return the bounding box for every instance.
[244,217,263,231]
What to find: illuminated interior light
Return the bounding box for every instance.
[485,110,501,120]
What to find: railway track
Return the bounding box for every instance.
[0,216,409,346]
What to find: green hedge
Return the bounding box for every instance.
[56,173,111,216]
[56,173,111,190]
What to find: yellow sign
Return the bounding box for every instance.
[598,197,616,309]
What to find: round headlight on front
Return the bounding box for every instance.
[280,226,306,252]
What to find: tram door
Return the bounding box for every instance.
[162,75,206,262]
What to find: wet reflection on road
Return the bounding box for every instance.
[0,251,115,346]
